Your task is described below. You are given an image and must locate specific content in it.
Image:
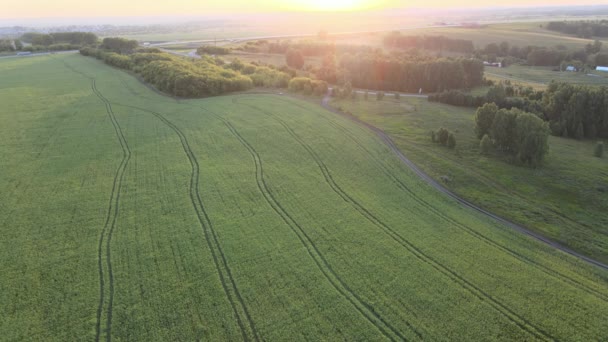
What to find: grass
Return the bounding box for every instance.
[1,54,607,341]
[485,64,608,87]
[397,22,608,50]
[331,96,608,265]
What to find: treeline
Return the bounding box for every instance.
[238,39,375,56]
[196,46,231,55]
[21,32,98,46]
[547,20,608,38]
[475,103,550,166]
[0,39,22,52]
[336,54,484,93]
[429,82,544,113]
[383,32,474,53]
[80,42,294,97]
[543,82,608,139]
[476,40,601,67]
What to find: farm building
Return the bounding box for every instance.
[596,66,608,72]
[483,61,502,68]
[565,65,577,72]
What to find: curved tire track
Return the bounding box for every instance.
[315,93,608,273]
[238,95,608,301]
[234,100,555,342]
[89,81,131,342]
[57,58,131,342]
[215,115,417,342]
[115,104,259,342]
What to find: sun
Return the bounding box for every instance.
[295,0,370,11]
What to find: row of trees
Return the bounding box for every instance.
[0,39,22,52]
[334,53,484,93]
[21,32,98,46]
[475,103,550,166]
[288,77,328,96]
[429,83,544,113]
[383,32,475,53]
[80,43,294,97]
[542,82,608,139]
[547,20,608,38]
[196,46,230,55]
[238,39,375,57]
[476,40,602,67]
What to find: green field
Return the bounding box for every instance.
[486,64,608,86]
[398,22,607,49]
[331,96,608,264]
[1,54,608,341]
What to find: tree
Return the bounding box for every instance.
[394,92,400,100]
[286,48,305,69]
[475,102,499,139]
[515,112,550,166]
[447,133,456,149]
[14,39,23,50]
[364,91,369,100]
[490,108,518,153]
[595,141,604,157]
[376,91,384,101]
[431,131,436,143]
[437,127,449,146]
[480,134,492,154]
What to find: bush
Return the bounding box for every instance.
[394,92,400,100]
[376,91,384,101]
[431,130,436,143]
[595,141,604,158]
[480,134,492,154]
[437,127,449,145]
[447,133,456,149]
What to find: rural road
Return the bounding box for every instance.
[320,93,608,271]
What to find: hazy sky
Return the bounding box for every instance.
[4,0,608,18]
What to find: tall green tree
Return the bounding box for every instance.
[474,102,499,139]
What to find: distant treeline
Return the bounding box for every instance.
[476,40,602,67]
[336,54,484,93]
[239,39,376,56]
[383,32,475,53]
[197,46,231,55]
[546,20,608,38]
[80,38,293,97]
[21,32,98,46]
[0,32,98,53]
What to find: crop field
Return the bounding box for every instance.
[396,22,608,50]
[485,64,608,87]
[1,54,608,341]
[331,96,608,264]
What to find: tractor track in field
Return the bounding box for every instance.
[237,95,608,302]
[313,94,608,273]
[114,104,260,342]
[216,115,417,342]
[57,58,131,342]
[233,99,555,342]
[90,81,131,342]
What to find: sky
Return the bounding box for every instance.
[4,0,608,19]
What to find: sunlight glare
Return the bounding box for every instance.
[293,0,369,11]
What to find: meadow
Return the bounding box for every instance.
[485,64,608,86]
[1,54,607,341]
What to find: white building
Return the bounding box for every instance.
[596,66,608,72]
